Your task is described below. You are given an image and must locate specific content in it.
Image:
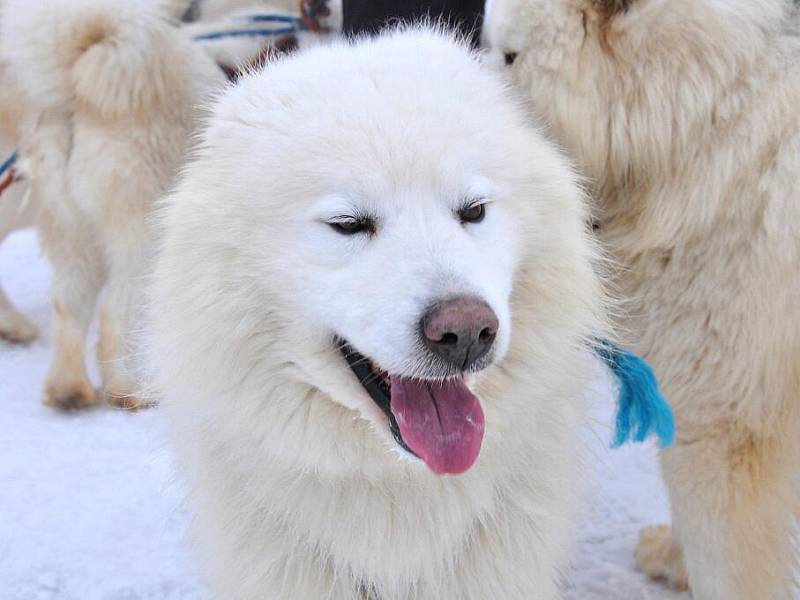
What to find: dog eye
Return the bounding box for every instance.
[328,217,375,236]
[459,203,486,224]
[504,51,518,66]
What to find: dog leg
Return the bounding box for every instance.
[39,208,104,410]
[0,284,38,343]
[97,220,150,410]
[640,421,797,599]
[0,182,39,343]
[635,525,688,591]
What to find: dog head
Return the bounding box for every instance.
[152,28,603,477]
[484,0,787,196]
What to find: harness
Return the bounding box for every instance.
[192,14,309,42]
[193,13,315,81]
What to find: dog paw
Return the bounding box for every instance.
[0,312,39,344]
[44,380,99,411]
[104,391,154,411]
[635,525,689,591]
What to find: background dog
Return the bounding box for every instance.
[485,0,800,597]
[0,0,226,409]
[150,27,608,599]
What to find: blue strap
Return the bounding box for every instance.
[0,149,18,179]
[193,26,300,41]
[595,339,675,448]
[240,15,308,26]
[193,13,308,42]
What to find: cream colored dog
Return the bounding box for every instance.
[150,28,607,599]
[0,0,225,409]
[485,1,800,597]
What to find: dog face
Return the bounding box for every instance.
[279,150,519,475]
[484,0,783,190]
[291,154,515,382]
[153,29,600,476]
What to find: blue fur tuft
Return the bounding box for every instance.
[595,339,675,448]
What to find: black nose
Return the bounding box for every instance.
[421,296,499,371]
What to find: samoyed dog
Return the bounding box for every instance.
[0,0,227,409]
[150,28,607,599]
[484,0,800,597]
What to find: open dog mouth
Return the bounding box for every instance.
[338,340,485,475]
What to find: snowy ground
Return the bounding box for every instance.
[1,229,689,600]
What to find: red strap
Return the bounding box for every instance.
[0,168,21,198]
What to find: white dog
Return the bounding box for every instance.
[0,0,226,409]
[150,28,608,599]
[484,1,800,597]
[0,0,304,362]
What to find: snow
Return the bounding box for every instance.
[1,228,689,600]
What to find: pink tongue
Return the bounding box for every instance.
[389,377,485,475]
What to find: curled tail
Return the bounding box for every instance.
[0,0,192,117]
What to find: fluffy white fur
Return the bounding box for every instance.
[485,1,800,597]
[150,28,607,599]
[0,0,225,408]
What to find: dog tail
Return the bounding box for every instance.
[0,0,191,117]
